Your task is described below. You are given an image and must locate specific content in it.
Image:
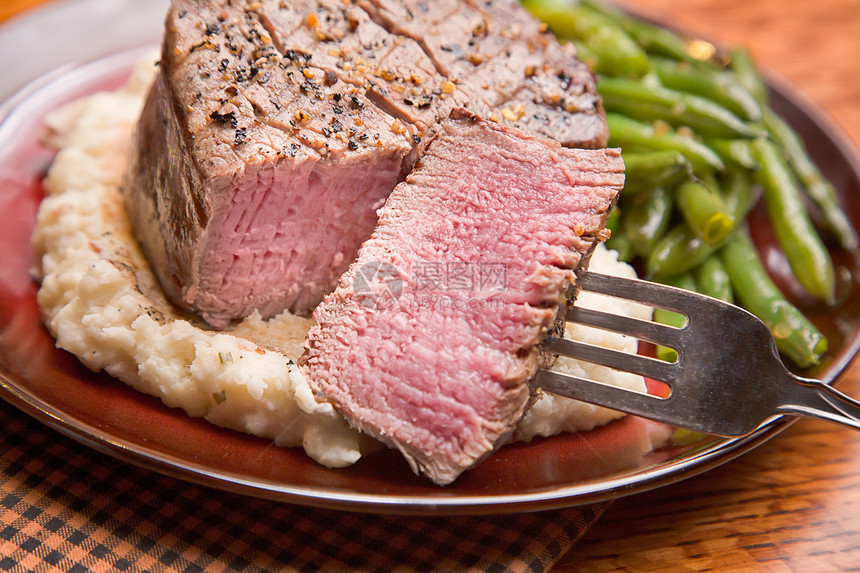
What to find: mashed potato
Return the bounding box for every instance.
[31,55,652,469]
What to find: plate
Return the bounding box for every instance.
[2,0,860,516]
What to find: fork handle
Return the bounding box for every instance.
[779,378,860,431]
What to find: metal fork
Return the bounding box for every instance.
[534,272,860,436]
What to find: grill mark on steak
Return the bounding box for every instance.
[166,1,403,160]
[248,0,444,132]
[248,0,606,143]
[355,0,465,77]
[356,0,605,146]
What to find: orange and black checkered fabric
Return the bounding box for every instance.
[0,400,606,572]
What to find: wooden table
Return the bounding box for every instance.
[4,0,860,571]
[0,0,45,23]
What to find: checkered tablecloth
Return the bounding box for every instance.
[0,399,606,572]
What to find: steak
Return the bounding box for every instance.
[300,112,623,485]
[122,0,607,327]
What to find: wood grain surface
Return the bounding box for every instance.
[0,0,51,22]
[4,0,860,571]
[557,0,860,571]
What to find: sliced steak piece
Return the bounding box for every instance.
[123,0,414,328]
[300,112,624,485]
[123,0,608,328]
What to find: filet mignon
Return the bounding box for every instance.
[300,112,623,485]
[122,0,607,327]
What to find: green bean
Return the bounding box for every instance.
[647,171,759,278]
[567,38,644,80]
[721,169,762,220]
[697,170,720,190]
[580,0,695,62]
[650,57,762,122]
[763,108,859,251]
[753,138,836,303]
[727,47,769,107]
[705,138,759,172]
[720,228,827,367]
[598,77,764,139]
[653,273,698,362]
[693,255,733,302]
[646,223,718,278]
[521,0,650,78]
[605,205,621,234]
[607,113,725,174]
[605,226,635,263]
[622,187,674,256]
[570,40,600,75]
[622,150,690,195]
[675,178,735,244]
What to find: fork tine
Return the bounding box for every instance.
[578,272,702,315]
[534,369,671,420]
[566,306,684,348]
[544,336,680,384]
